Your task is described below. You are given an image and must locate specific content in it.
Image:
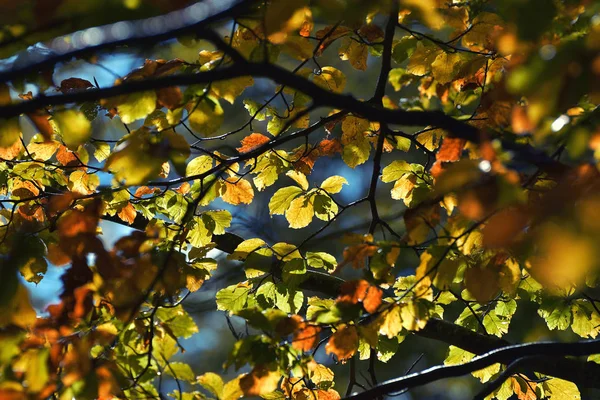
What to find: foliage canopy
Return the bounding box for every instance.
[0,0,599,399]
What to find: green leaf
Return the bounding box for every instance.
[186,155,213,177]
[392,36,417,64]
[274,284,304,314]
[55,110,91,150]
[164,362,195,382]
[306,252,337,271]
[538,297,572,331]
[216,283,252,313]
[156,306,198,339]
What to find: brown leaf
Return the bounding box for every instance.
[325,325,358,362]
[465,265,500,303]
[237,133,271,154]
[156,87,183,110]
[57,78,94,93]
[482,207,529,248]
[292,324,321,352]
[27,112,54,142]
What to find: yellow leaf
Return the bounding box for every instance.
[402,0,444,29]
[341,116,371,168]
[55,110,91,150]
[400,301,429,331]
[431,52,463,84]
[286,170,309,190]
[264,0,308,44]
[320,176,348,194]
[212,76,254,104]
[219,177,254,205]
[462,12,504,51]
[0,118,21,149]
[27,140,60,161]
[188,97,224,136]
[407,42,440,76]
[0,284,36,328]
[285,195,314,229]
[105,129,166,185]
[68,170,100,195]
[338,37,368,71]
[313,67,346,93]
[543,377,581,399]
[381,160,410,182]
[379,305,402,339]
[117,91,157,124]
[499,258,521,296]
[269,186,303,215]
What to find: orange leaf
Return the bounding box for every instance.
[325,325,358,362]
[336,280,383,313]
[363,285,383,313]
[0,138,23,160]
[295,389,341,400]
[293,324,321,352]
[237,133,271,154]
[220,178,254,205]
[134,186,158,197]
[240,366,280,396]
[436,137,465,163]
[56,145,80,166]
[117,203,137,225]
[337,280,369,305]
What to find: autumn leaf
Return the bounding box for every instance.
[325,325,358,362]
[219,177,255,205]
[292,324,321,352]
[237,133,271,154]
[240,366,280,396]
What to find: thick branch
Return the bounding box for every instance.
[344,338,600,399]
[0,51,567,177]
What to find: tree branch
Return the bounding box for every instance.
[0,0,255,82]
[343,338,600,399]
[0,60,566,175]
